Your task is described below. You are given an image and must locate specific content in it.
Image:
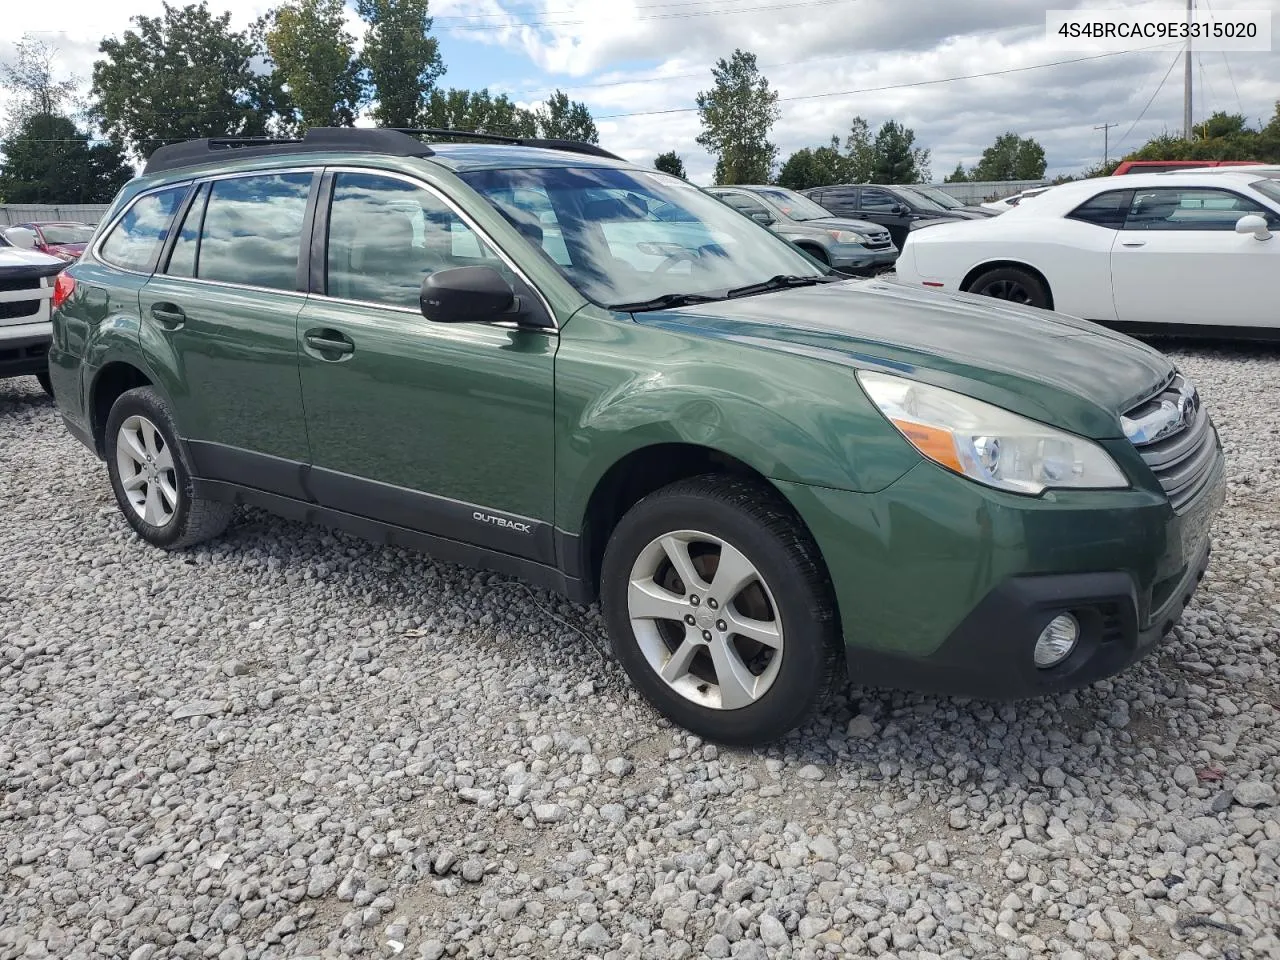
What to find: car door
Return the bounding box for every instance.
[139,170,316,496]
[1110,186,1280,327]
[857,188,912,247]
[296,168,557,562]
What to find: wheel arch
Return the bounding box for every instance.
[959,260,1055,310]
[89,361,154,457]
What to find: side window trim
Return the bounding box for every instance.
[1066,188,1134,229]
[93,182,194,275]
[1122,186,1273,231]
[313,165,557,328]
[308,170,336,295]
[161,182,209,276]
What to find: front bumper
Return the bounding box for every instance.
[775,445,1225,700]
[0,326,52,380]
[831,247,899,276]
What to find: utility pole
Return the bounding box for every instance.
[1095,122,1118,166]
[1184,0,1194,140]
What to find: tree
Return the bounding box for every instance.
[654,151,686,178]
[534,90,598,143]
[359,0,445,128]
[0,113,133,203]
[91,2,283,158]
[776,137,849,190]
[969,132,1046,181]
[696,49,780,185]
[0,36,80,134]
[259,0,363,129]
[1121,109,1280,164]
[843,116,874,183]
[422,89,537,136]
[870,120,930,183]
[944,163,968,183]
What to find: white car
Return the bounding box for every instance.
[897,170,1280,334]
[0,230,65,394]
[980,187,1051,212]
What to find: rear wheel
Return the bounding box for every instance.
[104,386,234,550]
[967,266,1050,309]
[600,476,841,745]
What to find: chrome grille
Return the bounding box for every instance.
[1122,373,1218,512]
[0,274,53,328]
[863,230,893,249]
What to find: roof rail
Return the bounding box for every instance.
[143,128,437,175]
[142,126,627,176]
[390,128,627,162]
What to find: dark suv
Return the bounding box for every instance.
[50,128,1224,745]
[801,184,968,248]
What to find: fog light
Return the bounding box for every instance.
[1034,613,1079,668]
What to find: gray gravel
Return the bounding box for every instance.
[2,342,1278,960]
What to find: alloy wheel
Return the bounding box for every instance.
[115,414,179,527]
[626,529,784,710]
[980,278,1032,303]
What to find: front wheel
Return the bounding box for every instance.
[967,266,1050,309]
[600,476,841,745]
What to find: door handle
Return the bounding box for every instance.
[150,303,186,329]
[304,330,355,357]
[1120,240,1147,247]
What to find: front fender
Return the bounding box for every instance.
[553,311,922,532]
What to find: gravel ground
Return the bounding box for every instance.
[1,343,1278,960]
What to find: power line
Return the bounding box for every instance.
[1113,47,1185,154]
[593,43,1182,119]
[1199,0,1245,114]
[1094,122,1118,166]
[439,0,858,30]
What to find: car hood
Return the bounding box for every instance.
[0,246,66,280]
[805,216,888,234]
[908,216,965,230]
[637,278,1173,439]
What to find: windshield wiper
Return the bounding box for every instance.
[610,292,725,312]
[726,274,838,299]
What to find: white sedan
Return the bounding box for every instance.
[897,170,1280,333]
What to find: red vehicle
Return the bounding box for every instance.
[8,221,96,261]
[1111,160,1266,175]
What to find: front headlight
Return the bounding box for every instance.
[857,371,1129,494]
[827,230,868,244]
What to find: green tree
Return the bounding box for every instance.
[1122,110,1280,164]
[91,2,282,158]
[654,151,686,178]
[0,113,133,203]
[776,137,849,190]
[843,116,874,183]
[259,0,363,129]
[1,36,80,134]
[359,0,445,127]
[696,49,780,185]
[870,120,930,183]
[422,88,537,136]
[944,162,968,182]
[969,132,1046,181]
[534,90,598,143]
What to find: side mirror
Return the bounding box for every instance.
[750,211,774,225]
[5,227,37,249]
[891,204,907,215]
[420,266,516,323]
[1235,214,1273,241]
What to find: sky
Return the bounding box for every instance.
[2,0,1278,184]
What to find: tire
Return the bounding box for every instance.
[967,266,1050,309]
[600,475,841,745]
[35,371,53,397]
[798,244,830,266]
[104,386,234,550]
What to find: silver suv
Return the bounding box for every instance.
[706,185,898,275]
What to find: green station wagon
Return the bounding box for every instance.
[48,129,1225,744]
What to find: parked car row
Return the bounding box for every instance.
[2,221,95,261]
[35,127,1225,746]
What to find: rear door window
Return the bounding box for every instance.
[98,186,190,273]
[859,189,898,212]
[197,172,314,290]
[1066,189,1133,229]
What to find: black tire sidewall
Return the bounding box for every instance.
[35,371,53,397]
[104,387,196,549]
[601,487,835,745]
[972,267,1049,309]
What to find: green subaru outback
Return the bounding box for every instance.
[48,128,1224,744]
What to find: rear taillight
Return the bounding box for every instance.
[52,272,76,310]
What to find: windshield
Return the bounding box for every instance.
[914,186,963,209]
[459,166,826,308]
[40,224,94,245]
[1251,178,1280,206]
[895,187,949,213]
[749,187,833,221]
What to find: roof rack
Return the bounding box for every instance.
[390,128,626,161]
[143,126,625,175]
